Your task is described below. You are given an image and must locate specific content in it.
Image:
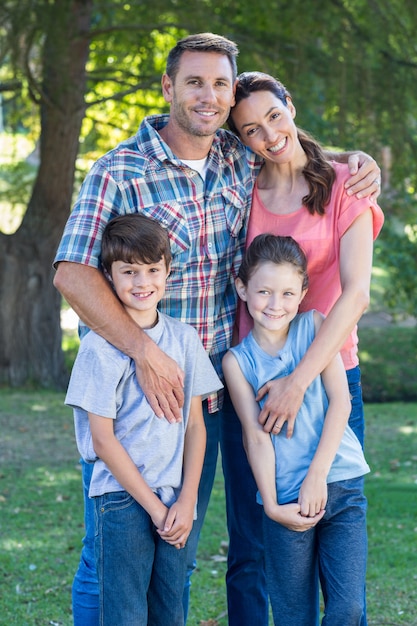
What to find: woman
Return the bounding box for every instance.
[228,71,384,447]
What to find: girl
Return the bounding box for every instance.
[223,233,369,626]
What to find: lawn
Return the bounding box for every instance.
[0,390,416,625]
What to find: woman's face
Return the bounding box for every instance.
[231,90,299,163]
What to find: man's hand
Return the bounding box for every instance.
[345,152,381,201]
[256,375,304,438]
[135,336,184,423]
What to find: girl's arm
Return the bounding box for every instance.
[158,396,206,548]
[223,351,324,532]
[297,312,352,517]
[257,209,373,435]
[88,412,168,529]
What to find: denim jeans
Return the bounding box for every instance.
[346,366,365,448]
[183,405,221,620]
[220,392,270,625]
[263,477,367,626]
[72,460,99,626]
[94,490,186,626]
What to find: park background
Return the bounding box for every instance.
[0,1,416,624]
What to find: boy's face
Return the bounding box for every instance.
[109,258,169,328]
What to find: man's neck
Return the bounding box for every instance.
[158,121,214,160]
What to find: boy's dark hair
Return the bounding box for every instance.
[166,32,239,82]
[101,214,172,274]
[238,233,309,291]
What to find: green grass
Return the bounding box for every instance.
[1,390,417,625]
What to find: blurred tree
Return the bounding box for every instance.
[0,0,416,386]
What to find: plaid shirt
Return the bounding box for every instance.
[55,114,259,411]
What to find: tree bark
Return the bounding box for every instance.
[0,0,93,387]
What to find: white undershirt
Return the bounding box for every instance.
[181,157,209,180]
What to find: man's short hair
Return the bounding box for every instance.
[166,32,239,82]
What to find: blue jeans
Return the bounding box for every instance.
[220,392,270,625]
[72,460,99,626]
[346,366,365,448]
[94,491,186,626]
[183,405,221,620]
[263,477,367,626]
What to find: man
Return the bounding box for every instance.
[54,32,380,625]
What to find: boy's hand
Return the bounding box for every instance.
[157,500,194,549]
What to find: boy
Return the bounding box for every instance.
[65,213,222,626]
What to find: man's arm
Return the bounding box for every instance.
[54,261,184,422]
[328,151,381,200]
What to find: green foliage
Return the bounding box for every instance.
[359,326,417,402]
[372,187,417,320]
[2,0,417,192]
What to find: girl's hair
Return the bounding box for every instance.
[228,71,336,216]
[101,213,172,274]
[238,233,309,291]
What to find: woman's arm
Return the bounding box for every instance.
[257,209,374,435]
[54,262,184,422]
[158,396,206,548]
[297,313,352,517]
[88,412,168,529]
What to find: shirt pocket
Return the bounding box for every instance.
[141,202,191,260]
[221,185,247,238]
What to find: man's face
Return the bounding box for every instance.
[162,51,236,138]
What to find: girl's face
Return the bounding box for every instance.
[231,90,299,163]
[236,261,306,334]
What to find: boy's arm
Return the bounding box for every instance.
[297,312,352,517]
[158,395,206,548]
[88,412,168,529]
[222,351,324,532]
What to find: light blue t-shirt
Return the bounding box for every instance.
[230,311,370,505]
[66,312,223,507]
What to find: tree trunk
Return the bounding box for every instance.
[0,0,93,388]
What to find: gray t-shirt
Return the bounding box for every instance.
[65,312,222,506]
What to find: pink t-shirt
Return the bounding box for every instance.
[238,162,384,369]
